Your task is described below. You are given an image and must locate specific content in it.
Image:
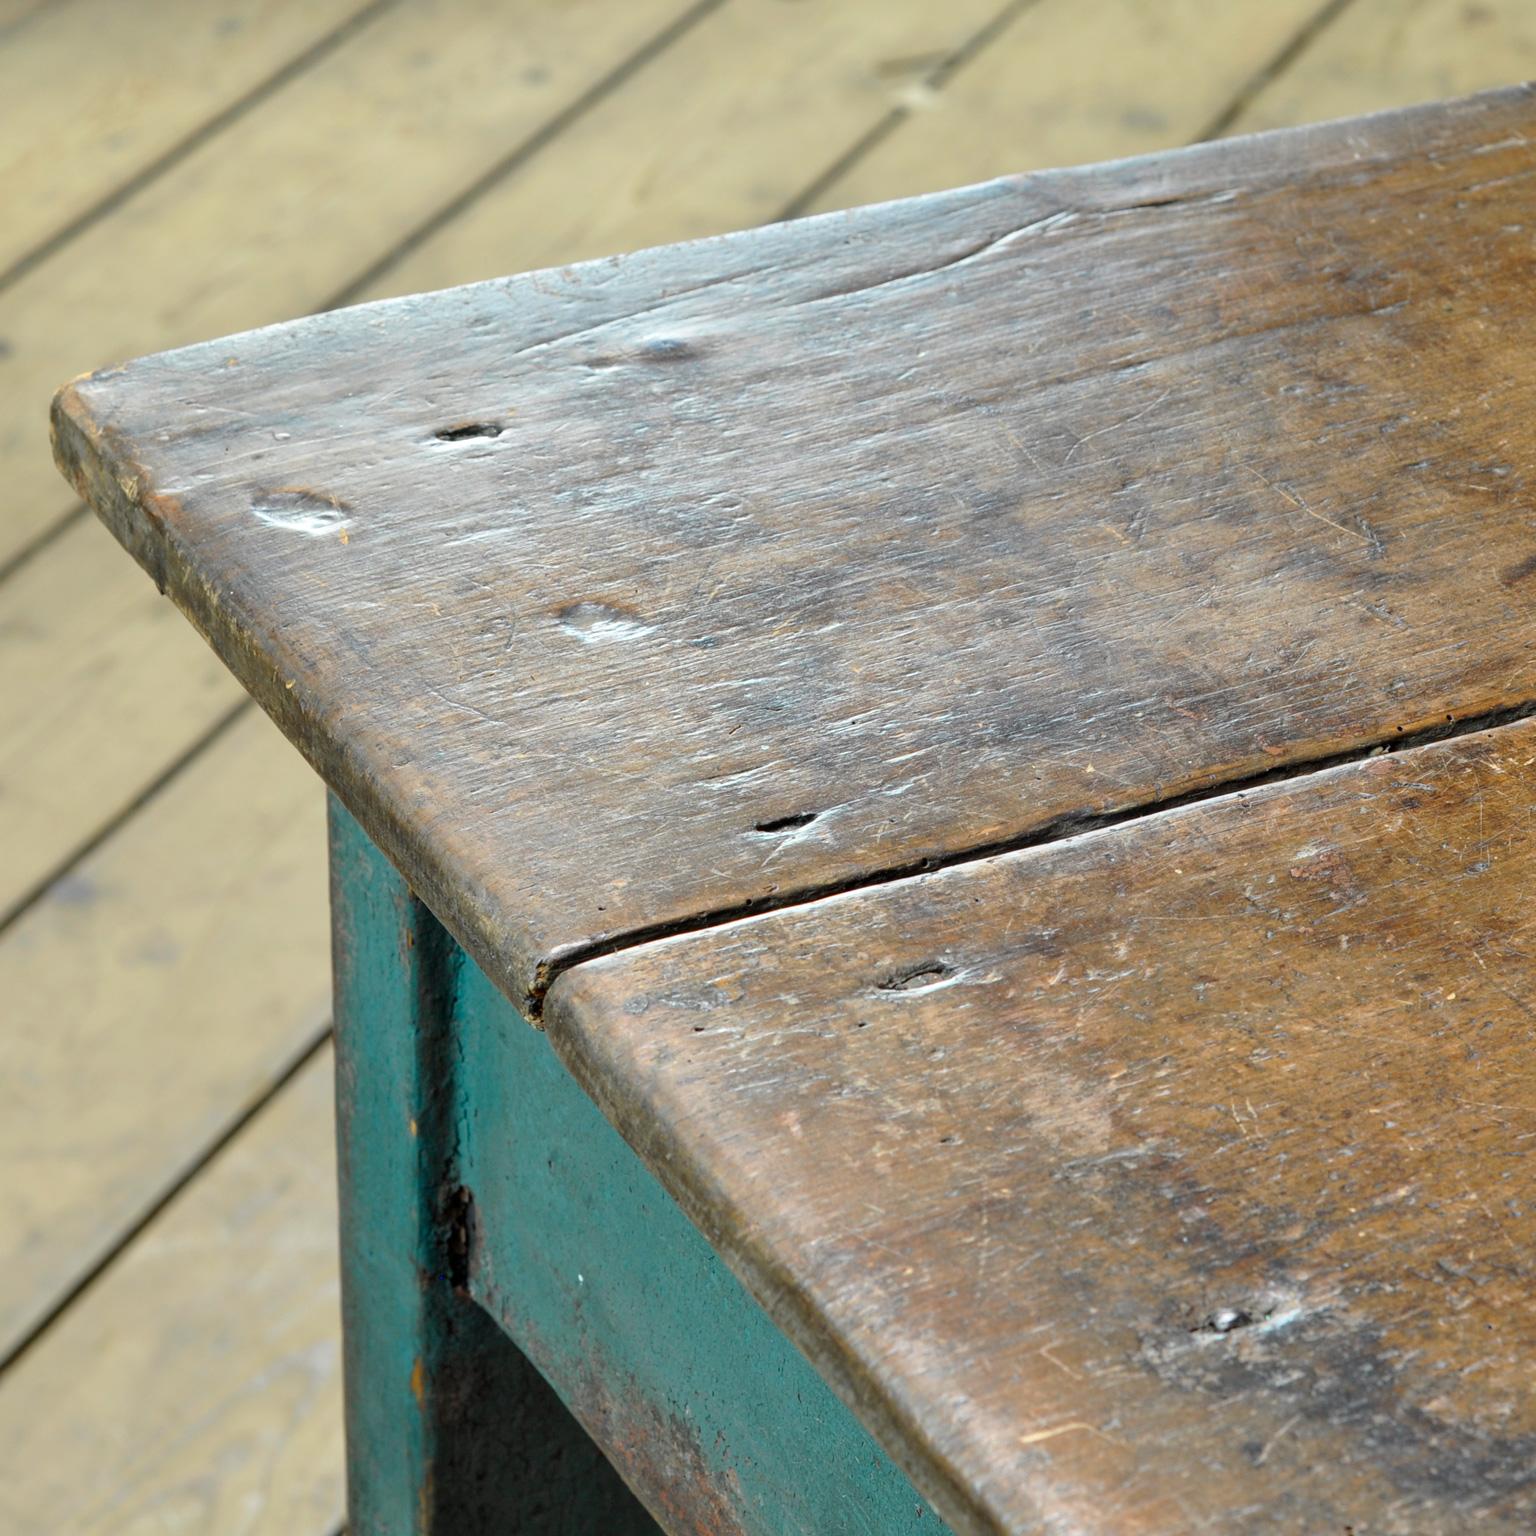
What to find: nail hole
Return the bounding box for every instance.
[639,336,698,361]
[1193,1307,1263,1336]
[752,811,819,835]
[434,421,503,442]
[879,961,956,993]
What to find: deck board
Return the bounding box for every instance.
[365,0,1011,297]
[802,0,1326,211]
[0,1049,342,1536]
[0,709,328,1360]
[7,1,1536,1530]
[0,0,374,282]
[1230,0,1536,133]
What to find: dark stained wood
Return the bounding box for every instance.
[51,85,1536,1011]
[545,715,1536,1536]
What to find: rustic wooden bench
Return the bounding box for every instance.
[52,85,1536,1533]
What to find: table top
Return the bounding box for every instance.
[51,83,1536,1013]
[548,714,1536,1534]
[53,84,1536,1534]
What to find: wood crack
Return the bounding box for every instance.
[531,693,1536,1015]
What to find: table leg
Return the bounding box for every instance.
[328,795,658,1534]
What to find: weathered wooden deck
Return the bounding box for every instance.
[3,1,1533,1528]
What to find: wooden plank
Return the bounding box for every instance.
[1230,0,1536,133]
[0,0,375,280]
[800,0,1328,212]
[546,715,1536,1535]
[0,521,242,917]
[368,0,1010,298]
[0,709,329,1358]
[0,1,61,33]
[54,88,1536,1011]
[0,0,700,566]
[0,1047,342,1536]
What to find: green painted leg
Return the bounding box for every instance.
[329,796,658,1534]
[332,797,949,1533]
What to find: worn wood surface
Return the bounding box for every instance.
[547,715,1536,1535]
[0,0,701,932]
[54,85,1536,1011]
[0,0,1012,922]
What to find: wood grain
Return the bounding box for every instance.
[0,0,373,279]
[803,0,1327,211]
[2,0,1014,904]
[0,0,696,564]
[546,714,1536,1536]
[0,1047,342,1536]
[54,86,1536,1010]
[0,709,329,1358]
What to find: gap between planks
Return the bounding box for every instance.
[529,695,1536,1011]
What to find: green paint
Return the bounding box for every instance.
[332,796,949,1532]
[331,798,656,1534]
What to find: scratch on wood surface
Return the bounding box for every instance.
[1240,461,1377,547]
[1017,1420,1118,1448]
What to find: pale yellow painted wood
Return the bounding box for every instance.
[802,0,1327,212]
[0,520,242,917]
[0,0,696,565]
[0,1,58,33]
[0,0,371,278]
[0,709,329,1358]
[0,1048,342,1536]
[372,0,1008,296]
[1229,0,1536,132]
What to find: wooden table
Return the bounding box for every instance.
[52,85,1536,1534]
